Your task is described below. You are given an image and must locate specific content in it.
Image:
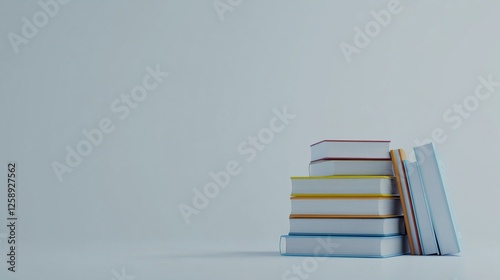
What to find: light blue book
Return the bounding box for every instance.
[403,160,439,255]
[414,143,460,255]
[280,235,409,258]
[289,217,405,236]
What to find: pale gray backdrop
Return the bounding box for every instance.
[1,1,499,279]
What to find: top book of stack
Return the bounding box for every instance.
[311,140,391,161]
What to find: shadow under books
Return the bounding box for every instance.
[139,251,280,259]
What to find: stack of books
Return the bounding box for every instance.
[280,140,408,258]
[280,140,460,257]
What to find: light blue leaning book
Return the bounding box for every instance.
[280,235,409,258]
[403,160,439,255]
[414,143,460,255]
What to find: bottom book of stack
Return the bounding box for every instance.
[280,235,408,258]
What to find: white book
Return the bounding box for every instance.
[280,235,409,258]
[403,160,439,255]
[290,197,402,216]
[310,140,391,161]
[414,143,460,255]
[309,159,394,176]
[289,217,405,236]
[291,176,397,196]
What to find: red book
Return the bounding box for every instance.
[311,140,391,161]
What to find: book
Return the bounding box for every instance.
[290,197,402,217]
[280,235,409,258]
[291,175,397,197]
[414,143,460,255]
[390,149,422,255]
[289,217,405,236]
[311,140,391,161]
[309,158,393,176]
[403,160,439,255]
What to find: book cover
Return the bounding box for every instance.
[414,143,460,255]
[403,159,439,255]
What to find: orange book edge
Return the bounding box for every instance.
[290,194,399,198]
[398,149,422,254]
[290,196,399,200]
[390,149,418,255]
[289,214,403,219]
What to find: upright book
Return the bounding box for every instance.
[414,143,460,255]
[390,149,421,255]
[403,160,439,255]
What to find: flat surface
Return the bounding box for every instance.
[3,245,496,280]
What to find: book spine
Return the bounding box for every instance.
[390,150,420,255]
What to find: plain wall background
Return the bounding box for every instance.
[1,0,500,269]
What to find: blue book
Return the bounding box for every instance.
[280,235,409,258]
[289,217,405,236]
[403,160,439,255]
[414,143,460,255]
